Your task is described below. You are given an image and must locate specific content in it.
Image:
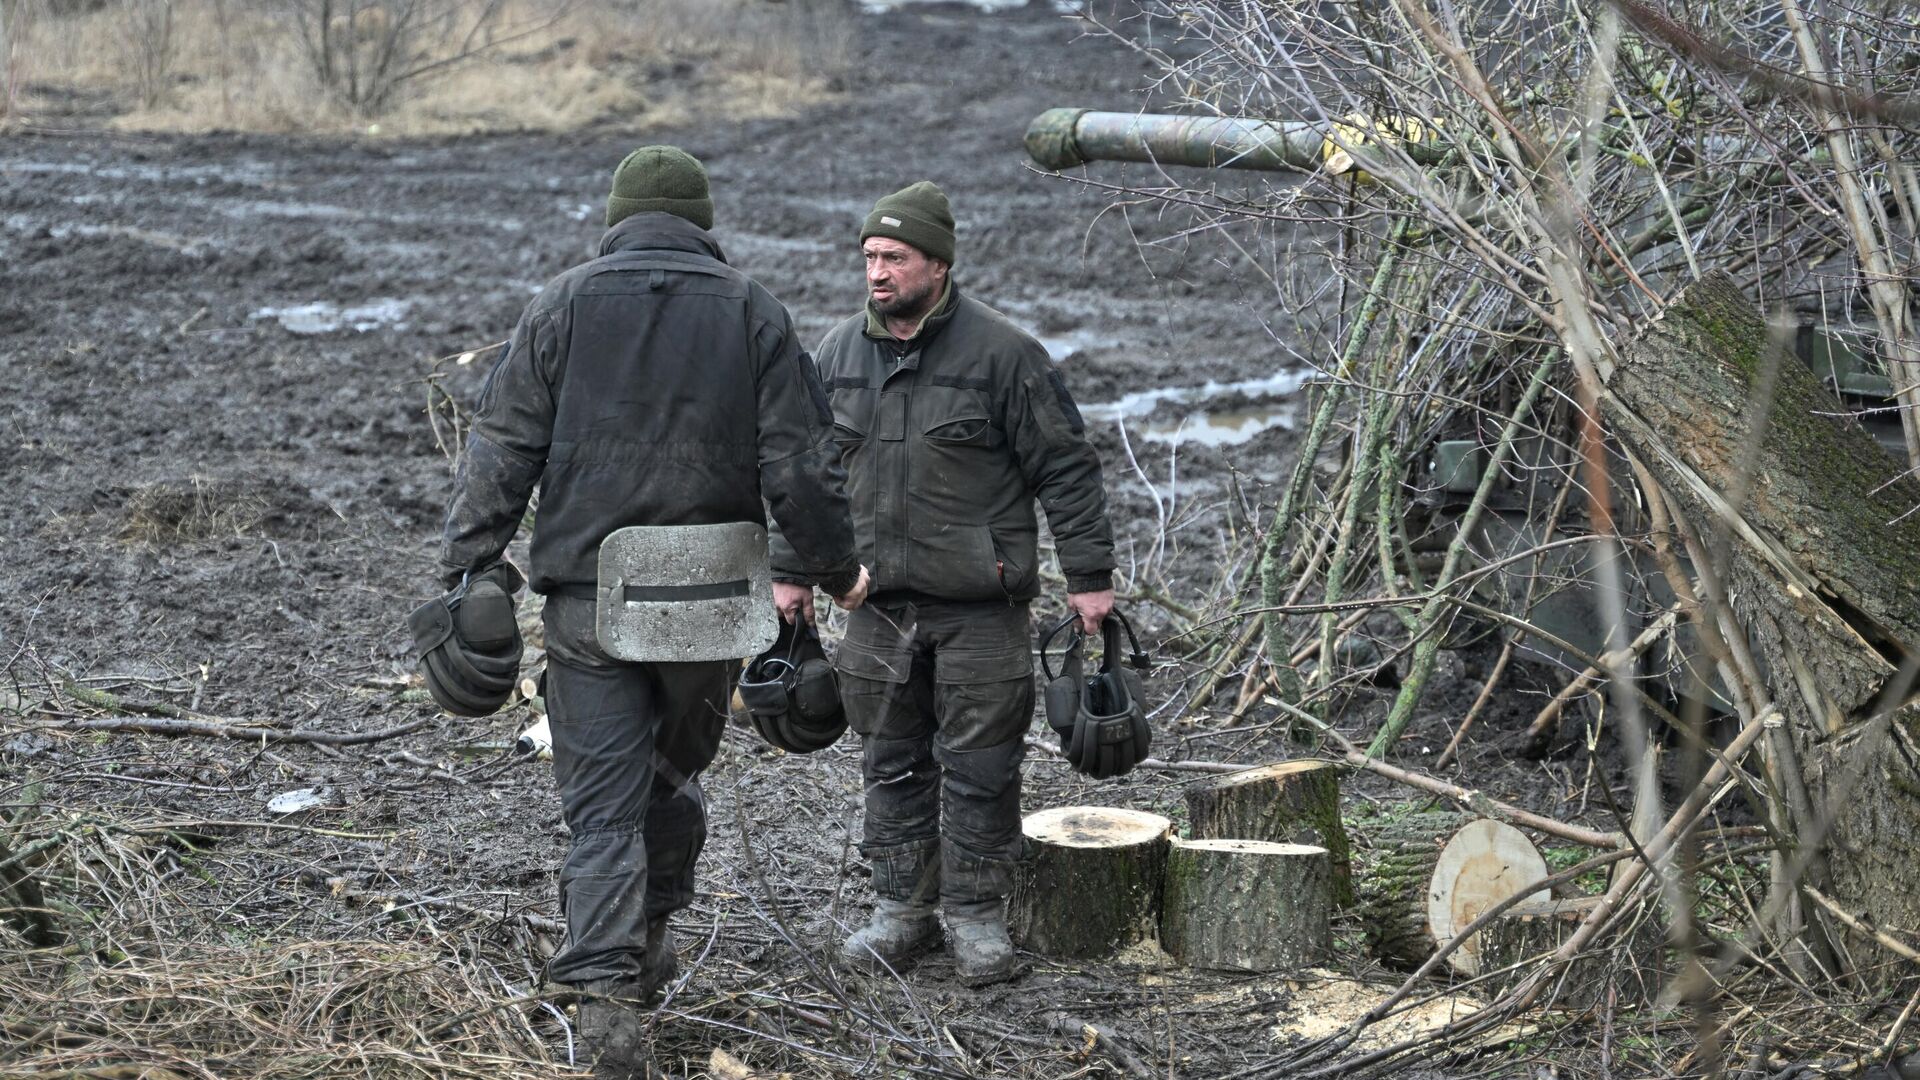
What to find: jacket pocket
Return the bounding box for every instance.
[907,522,1003,598]
[831,387,872,443]
[990,529,1038,599]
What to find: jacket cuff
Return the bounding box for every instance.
[1066,571,1113,594]
[816,568,861,597]
[771,573,812,586]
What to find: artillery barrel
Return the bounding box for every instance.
[1025,109,1324,173]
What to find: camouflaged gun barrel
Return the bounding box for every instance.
[1025,109,1325,172]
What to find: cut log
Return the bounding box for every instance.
[1479,897,1669,1009]
[1604,272,1920,970]
[1429,817,1551,975]
[1160,838,1332,971]
[1355,809,1466,969]
[1354,811,1549,973]
[1008,807,1171,959]
[1183,759,1354,906]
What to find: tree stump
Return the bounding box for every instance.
[1183,759,1354,906]
[1479,897,1668,1009]
[1355,811,1549,972]
[1008,807,1171,959]
[1159,838,1332,971]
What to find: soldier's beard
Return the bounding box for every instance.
[873,279,938,320]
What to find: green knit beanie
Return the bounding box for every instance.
[606,145,713,230]
[860,180,955,265]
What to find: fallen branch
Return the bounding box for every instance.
[1049,1012,1155,1080]
[46,715,434,747]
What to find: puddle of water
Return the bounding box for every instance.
[730,232,838,255]
[1037,328,1119,360]
[1080,368,1314,421]
[6,214,208,254]
[1142,406,1296,447]
[2,159,277,185]
[251,298,412,335]
[863,0,1076,10]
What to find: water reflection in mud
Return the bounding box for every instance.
[250,298,412,335]
[1142,406,1295,447]
[862,0,1077,10]
[1081,369,1312,421]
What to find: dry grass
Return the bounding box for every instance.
[1,0,853,135]
[119,476,270,545]
[0,803,575,1079]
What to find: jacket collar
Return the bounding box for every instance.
[865,280,958,348]
[598,212,729,263]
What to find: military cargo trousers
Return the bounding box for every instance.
[836,599,1034,906]
[540,595,731,986]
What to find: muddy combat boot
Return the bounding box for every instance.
[574,979,656,1080]
[839,899,941,972]
[944,900,1022,987]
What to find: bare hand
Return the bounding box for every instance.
[773,581,817,625]
[831,565,872,612]
[1068,588,1115,634]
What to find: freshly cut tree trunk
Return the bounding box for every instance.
[1355,811,1549,973]
[1008,807,1171,959]
[1183,760,1354,906]
[1479,897,1668,1009]
[1355,809,1466,969]
[1604,273,1920,970]
[1160,838,1332,971]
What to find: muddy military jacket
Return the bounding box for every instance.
[437,212,860,598]
[770,286,1114,603]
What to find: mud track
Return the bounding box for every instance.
[2,5,1601,1077]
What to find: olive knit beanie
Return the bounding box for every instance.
[860,180,955,265]
[606,145,713,230]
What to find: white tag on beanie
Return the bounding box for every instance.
[880,215,902,226]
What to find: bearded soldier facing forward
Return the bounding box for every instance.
[770,181,1117,986]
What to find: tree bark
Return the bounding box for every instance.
[1355,809,1467,969]
[1160,838,1332,971]
[1008,807,1171,960]
[1183,760,1354,906]
[1479,897,1668,1009]
[1603,272,1920,969]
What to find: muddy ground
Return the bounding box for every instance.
[3,4,1634,1077]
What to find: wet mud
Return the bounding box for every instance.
[3,4,1618,1076]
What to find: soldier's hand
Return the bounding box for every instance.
[773,581,817,625]
[1068,587,1115,634]
[831,565,872,611]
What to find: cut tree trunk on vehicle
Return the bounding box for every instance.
[1183,759,1354,906]
[1603,272,1920,968]
[1479,896,1669,1010]
[1160,838,1332,971]
[1008,807,1171,959]
[1354,811,1550,972]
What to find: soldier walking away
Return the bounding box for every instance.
[771,181,1117,987]
[421,146,870,1077]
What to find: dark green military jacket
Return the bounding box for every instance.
[771,285,1114,603]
